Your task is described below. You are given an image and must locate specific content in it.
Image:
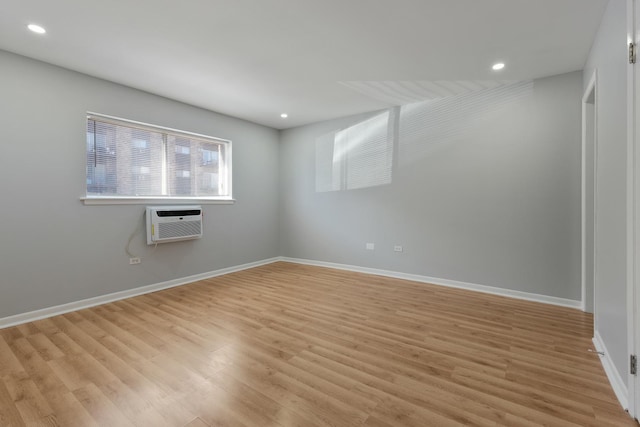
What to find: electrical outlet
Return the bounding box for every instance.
[366,243,375,250]
[394,245,403,252]
[129,257,141,265]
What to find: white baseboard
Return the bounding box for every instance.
[279,257,582,309]
[0,257,280,330]
[593,332,629,410]
[0,255,583,330]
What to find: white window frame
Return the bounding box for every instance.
[82,112,233,205]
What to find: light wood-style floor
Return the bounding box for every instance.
[0,262,636,426]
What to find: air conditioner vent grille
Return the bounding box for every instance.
[158,221,202,240]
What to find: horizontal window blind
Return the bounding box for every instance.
[86,113,231,199]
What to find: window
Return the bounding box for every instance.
[85,113,231,201]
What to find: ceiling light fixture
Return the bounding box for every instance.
[280,113,288,118]
[492,62,505,71]
[27,24,46,34]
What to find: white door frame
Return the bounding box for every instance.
[627,0,639,419]
[581,71,597,317]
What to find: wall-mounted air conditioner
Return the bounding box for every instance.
[146,206,203,245]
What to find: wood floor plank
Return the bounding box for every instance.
[3,373,55,425]
[0,262,636,426]
[42,391,99,427]
[72,383,135,427]
[0,378,25,427]
[7,337,68,397]
[0,335,25,378]
[25,333,65,362]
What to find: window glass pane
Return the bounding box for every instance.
[128,128,163,196]
[166,135,226,196]
[86,119,118,194]
[167,136,192,195]
[86,120,163,196]
[198,141,225,196]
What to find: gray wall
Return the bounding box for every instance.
[0,50,280,319]
[583,0,629,381]
[280,72,583,300]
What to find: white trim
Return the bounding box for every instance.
[81,197,235,205]
[0,257,279,330]
[629,0,639,419]
[594,331,629,410]
[280,257,582,309]
[581,70,598,314]
[0,255,586,330]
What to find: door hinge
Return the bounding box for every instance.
[632,354,638,375]
[630,42,637,64]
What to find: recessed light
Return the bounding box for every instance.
[27,24,46,34]
[280,113,288,118]
[492,62,505,71]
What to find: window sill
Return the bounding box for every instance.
[81,196,235,206]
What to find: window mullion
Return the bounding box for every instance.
[162,133,168,195]
[217,144,223,195]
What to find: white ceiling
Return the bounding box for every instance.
[1,0,608,129]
